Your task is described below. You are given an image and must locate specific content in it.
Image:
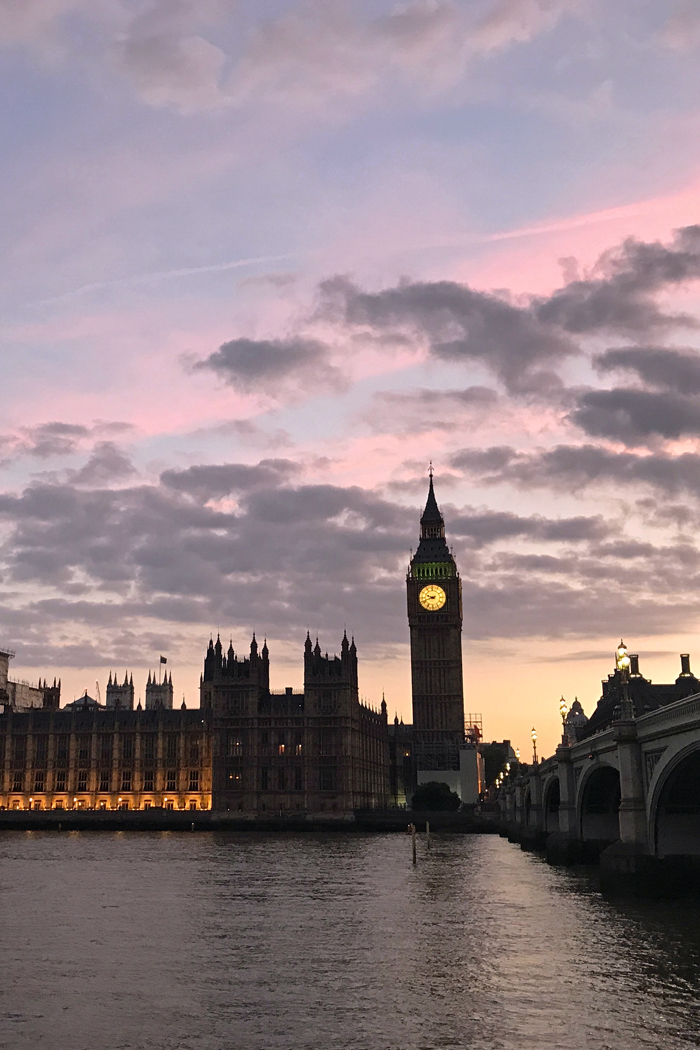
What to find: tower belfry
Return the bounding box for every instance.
[407,471,465,775]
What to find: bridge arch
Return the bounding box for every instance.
[578,763,620,844]
[649,743,700,856]
[543,775,560,834]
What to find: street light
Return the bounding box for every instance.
[531,727,538,764]
[559,696,568,726]
[615,638,633,718]
[515,748,520,761]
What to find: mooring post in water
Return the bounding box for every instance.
[411,823,417,865]
[426,820,431,850]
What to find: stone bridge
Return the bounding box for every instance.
[502,679,700,896]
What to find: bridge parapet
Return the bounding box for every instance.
[636,691,700,738]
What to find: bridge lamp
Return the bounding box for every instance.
[531,727,538,764]
[559,697,568,725]
[515,748,520,761]
[616,640,630,673]
[506,762,511,773]
[615,639,633,718]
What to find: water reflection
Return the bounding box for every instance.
[0,832,699,1049]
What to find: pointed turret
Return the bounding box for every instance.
[250,633,258,658]
[420,468,446,541]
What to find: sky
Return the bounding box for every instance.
[3,0,700,758]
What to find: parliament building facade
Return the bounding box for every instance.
[0,477,471,814]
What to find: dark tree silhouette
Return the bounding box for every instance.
[411,781,461,811]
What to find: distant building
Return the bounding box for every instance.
[0,635,388,814]
[0,647,60,711]
[146,670,173,710]
[200,632,389,813]
[579,652,700,739]
[106,672,134,710]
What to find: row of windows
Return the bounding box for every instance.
[0,734,201,765]
[228,767,337,792]
[6,799,206,812]
[6,770,202,793]
[225,731,337,756]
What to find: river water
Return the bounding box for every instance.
[1,831,700,1050]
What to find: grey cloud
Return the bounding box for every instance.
[161,459,299,499]
[535,226,700,336]
[0,420,135,466]
[3,456,700,654]
[369,386,499,432]
[194,336,344,397]
[594,346,700,394]
[319,275,573,395]
[69,442,137,487]
[451,443,700,498]
[449,508,609,547]
[314,227,700,397]
[22,422,90,458]
[570,388,700,443]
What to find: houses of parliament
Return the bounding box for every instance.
[0,478,472,814]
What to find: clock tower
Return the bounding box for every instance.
[407,471,465,774]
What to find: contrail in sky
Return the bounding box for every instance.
[36,252,301,306]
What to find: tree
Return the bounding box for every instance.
[411,781,461,811]
[481,743,510,787]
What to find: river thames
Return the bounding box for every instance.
[1,831,699,1049]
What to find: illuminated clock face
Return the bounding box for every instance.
[419,584,446,611]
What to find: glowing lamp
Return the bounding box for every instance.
[616,640,631,672]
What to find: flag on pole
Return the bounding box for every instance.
[160,655,167,665]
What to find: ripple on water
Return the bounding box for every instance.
[1,832,700,1049]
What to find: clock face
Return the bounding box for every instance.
[419,584,446,611]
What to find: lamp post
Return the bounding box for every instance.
[559,696,568,727]
[531,727,538,764]
[559,696,569,743]
[616,639,633,719]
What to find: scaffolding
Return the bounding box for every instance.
[464,713,483,744]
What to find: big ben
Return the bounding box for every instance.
[407,470,465,773]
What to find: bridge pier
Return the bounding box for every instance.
[615,720,648,849]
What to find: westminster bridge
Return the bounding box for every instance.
[500,651,700,895]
